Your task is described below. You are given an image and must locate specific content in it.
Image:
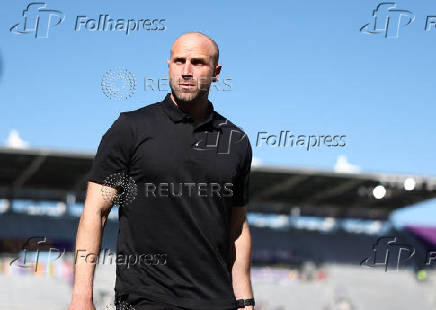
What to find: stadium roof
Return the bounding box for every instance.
[1,146,436,219]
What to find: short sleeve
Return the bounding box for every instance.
[232,140,252,207]
[88,113,135,184]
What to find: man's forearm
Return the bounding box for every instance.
[72,207,107,301]
[231,219,254,305]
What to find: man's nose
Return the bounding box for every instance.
[181,62,193,77]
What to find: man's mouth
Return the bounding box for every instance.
[179,83,196,88]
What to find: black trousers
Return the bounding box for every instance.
[115,293,237,310]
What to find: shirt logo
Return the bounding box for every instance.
[192,141,201,148]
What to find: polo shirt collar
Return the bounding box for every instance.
[161,93,222,130]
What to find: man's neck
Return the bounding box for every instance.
[170,93,210,123]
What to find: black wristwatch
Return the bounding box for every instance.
[236,298,255,308]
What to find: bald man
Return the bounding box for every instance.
[68,32,254,310]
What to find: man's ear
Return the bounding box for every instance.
[166,59,170,67]
[214,65,222,80]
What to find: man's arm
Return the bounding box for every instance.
[68,181,116,310]
[228,206,254,310]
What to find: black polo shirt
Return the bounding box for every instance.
[88,93,252,309]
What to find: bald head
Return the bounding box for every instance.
[167,32,222,104]
[170,32,219,67]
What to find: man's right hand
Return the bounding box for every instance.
[67,298,96,310]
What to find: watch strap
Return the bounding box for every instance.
[236,298,255,308]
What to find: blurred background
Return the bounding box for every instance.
[0,0,436,309]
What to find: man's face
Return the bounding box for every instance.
[167,35,220,103]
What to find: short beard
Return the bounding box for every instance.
[169,78,209,105]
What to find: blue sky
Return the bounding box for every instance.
[0,0,435,225]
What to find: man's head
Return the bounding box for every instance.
[167,32,221,104]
